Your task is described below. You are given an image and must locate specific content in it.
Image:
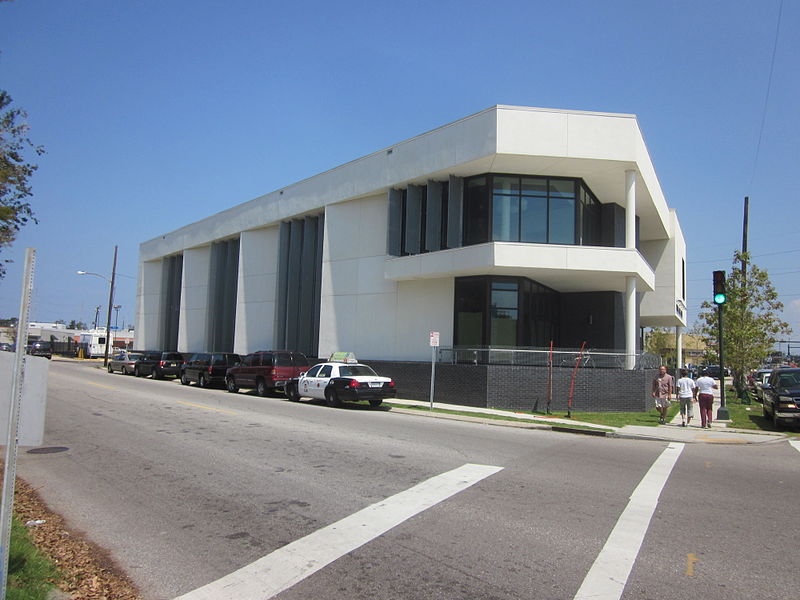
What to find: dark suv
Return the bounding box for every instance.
[180,352,241,388]
[761,368,800,429]
[224,351,309,396]
[27,341,53,359]
[133,351,186,379]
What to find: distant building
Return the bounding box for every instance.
[136,106,687,368]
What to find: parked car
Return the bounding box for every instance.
[701,365,730,379]
[27,341,52,359]
[287,355,396,408]
[180,352,241,388]
[0,342,13,352]
[108,351,145,375]
[749,368,773,402]
[225,350,309,396]
[133,351,186,379]
[761,368,800,429]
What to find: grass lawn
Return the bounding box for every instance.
[566,403,680,428]
[7,517,59,600]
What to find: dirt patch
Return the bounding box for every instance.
[13,477,142,599]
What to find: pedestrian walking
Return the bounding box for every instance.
[676,369,696,427]
[651,365,674,424]
[695,369,718,428]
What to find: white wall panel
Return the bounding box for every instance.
[179,246,211,352]
[395,279,454,360]
[234,227,279,353]
[135,260,163,349]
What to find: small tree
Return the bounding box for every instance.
[0,90,44,278]
[644,327,673,365]
[696,251,791,397]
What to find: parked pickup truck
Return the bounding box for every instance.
[761,367,800,429]
[224,350,310,397]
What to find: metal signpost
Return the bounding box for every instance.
[0,248,36,597]
[429,331,439,410]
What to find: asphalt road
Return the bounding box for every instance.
[16,359,800,600]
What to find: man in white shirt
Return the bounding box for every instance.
[675,369,696,427]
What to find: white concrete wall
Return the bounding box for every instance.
[319,194,399,359]
[135,259,163,349]
[179,246,211,353]
[233,227,279,354]
[640,210,687,327]
[395,279,454,360]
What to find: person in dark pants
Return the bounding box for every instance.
[694,369,718,428]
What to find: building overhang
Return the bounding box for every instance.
[385,243,655,293]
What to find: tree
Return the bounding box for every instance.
[0,90,44,278]
[644,327,673,365]
[696,251,791,398]
[67,320,88,330]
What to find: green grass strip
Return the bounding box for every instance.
[7,517,60,600]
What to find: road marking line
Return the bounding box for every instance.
[686,553,699,576]
[573,442,684,600]
[174,463,503,600]
[85,381,116,390]
[174,400,238,415]
[790,440,800,454]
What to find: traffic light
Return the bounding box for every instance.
[713,270,727,304]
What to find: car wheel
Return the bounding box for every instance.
[772,409,782,429]
[285,382,300,402]
[763,403,771,419]
[107,364,113,373]
[134,366,141,377]
[180,373,190,385]
[152,368,161,380]
[369,399,382,408]
[226,377,239,393]
[325,388,341,408]
[256,378,268,397]
[198,374,208,388]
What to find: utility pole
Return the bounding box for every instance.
[93,305,101,329]
[102,246,118,367]
[741,196,749,281]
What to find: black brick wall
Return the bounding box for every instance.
[368,360,656,413]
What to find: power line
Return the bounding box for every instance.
[689,247,800,264]
[749,0,784,192]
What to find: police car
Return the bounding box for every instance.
[286,352,397,408]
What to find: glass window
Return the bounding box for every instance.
[274,353,292,367]
[455,277,486,346]
[491,281,518,346]
[464,177,489,245]
[319,365,333,378]
[305,365,321,378]
[521,177,547,197]
[520,196,547,242]
[549,197,576,244]
[493,176,519,194]
[549,179,576,198]
[492,194,519,241]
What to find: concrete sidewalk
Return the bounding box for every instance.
[389,390,787,445]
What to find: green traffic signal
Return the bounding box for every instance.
[713,270,726,305]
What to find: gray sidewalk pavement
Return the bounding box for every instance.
[389,380,788,445]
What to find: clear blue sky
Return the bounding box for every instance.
[1,0,798,346]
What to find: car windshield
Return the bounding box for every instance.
[777,373,800,388]
[338,365,377,377]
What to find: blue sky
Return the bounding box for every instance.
[1,0,798,347]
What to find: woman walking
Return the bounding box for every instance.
[695,369,718,428]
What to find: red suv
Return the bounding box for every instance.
[225,351,310,397]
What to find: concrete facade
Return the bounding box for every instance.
[137,106,686,362]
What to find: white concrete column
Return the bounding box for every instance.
[676,325,683,370]
[625,170,637,249]
[135,260,163,350]
[234,228,279,354]
[625,276,637,369]
[178,246,211,353]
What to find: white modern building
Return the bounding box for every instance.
[136,106,687,366]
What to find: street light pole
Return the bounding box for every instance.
[77,245,118,367]
[102,246,118,367]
